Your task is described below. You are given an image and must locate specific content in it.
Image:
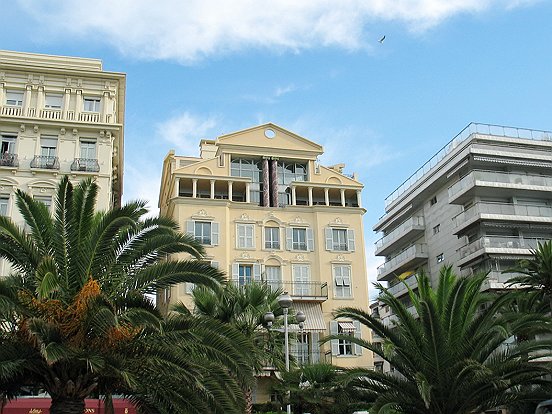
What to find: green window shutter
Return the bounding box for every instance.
[330,321,339,356]
[306,228,314,251]
[347,229,355,252]
[325,227,333,251]
[211,222,219,245]
[353,320,363,356]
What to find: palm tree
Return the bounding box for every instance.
[331,266,552,414]
[0,176,253,414]
[189,282,285,414]
[505,240,552,313]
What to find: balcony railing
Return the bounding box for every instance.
[30,156,59,170]
[0,106,114,124]
[377,243,428,277]
[387,274,419,296]
[79,112,100,123]
[0,153,18,167]
[1,106,22,116]
[453,202,552,229]
[231,280,328,300]
[40,109,62,120]
[375,216,424,252]
[70,158,100,173]
[449,170,552,201]
[290,350,324,365]
[459,236,547,259]
[384,123,552,208]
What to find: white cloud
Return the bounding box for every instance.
[123,163,162,218]
[156,112,219,156]
[17,0,536,63]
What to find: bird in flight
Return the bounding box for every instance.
[378,35,386,44]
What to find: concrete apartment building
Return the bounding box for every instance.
[157,123,373,401]
[0,50,125,224]
[370,122,552,372]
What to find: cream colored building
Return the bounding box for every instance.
[157,124,373,401]
[0,50,125,233]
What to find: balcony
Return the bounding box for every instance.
[452,202,552,234]
[481,270,518,291]
[377,244,428,281]
[458,236,546,266]
[30,156,60,170]
[70,158,100,173]
[0,153,18,168]
[232,280,328,301]
[387,274,419,297]
[448,170,552,204]
[375,217,425,256]
[290,350,326,366]
[40,109,62,120]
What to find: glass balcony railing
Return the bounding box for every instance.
[449,170,552,200]
[459,236,547,259]
[375,217,424,252]
[384,123,552,208]
[387,275,419,296]
[453,202,552,228]
[377,244,428,277]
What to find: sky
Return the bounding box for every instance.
[2,0,551,297]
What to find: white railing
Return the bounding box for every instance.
[40,109,62,120]
[453,202,552,228]
[388,275,419,296]
[1,106,111,124]
[1,106,22,116]
[377,244,428,276]
[384,123,552,208]
[460,236,548,259]
[79,112,100,123]
[449,170,552,200]
[375,217,424,250]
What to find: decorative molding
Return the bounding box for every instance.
[60,128,66,135]
[328,217,349,227]
[240,252,252,260]
[33,125,39,134]
[191,209,215,221]
[295,254,305,261]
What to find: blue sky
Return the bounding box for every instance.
[3,0,551,292]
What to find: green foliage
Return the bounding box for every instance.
[331,266,552,414]
[0,176,253,414]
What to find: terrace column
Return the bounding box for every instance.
[356,190,362,208]
[0,83,4,109]
[192,179,198,198]
[101,91,109,123]
[174,178,180,198]
[228,181,233,202]
[340,189,346,207]
[75,90,83,120]
[36,86,45,114]
[63,89,71,120]
[324,188,329,206]
[262,158,270,207]
[245,182,251,203]
[308,187,313,207]
[291,186,296,206]
[210,180,215,199]
[270,158,278,207]
[23,85,32,116]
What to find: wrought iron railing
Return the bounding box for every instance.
[70,158,100,172]
[0,153,18,167]
[30,156,59,170]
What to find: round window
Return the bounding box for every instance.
[264,128,276,139]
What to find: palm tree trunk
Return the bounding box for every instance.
[50,396,85,414]
[244,386,253,414]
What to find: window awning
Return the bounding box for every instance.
[289,302,325,332]
[338,321,356,333]
[472,156,552,168]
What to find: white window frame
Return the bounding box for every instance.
[186,220,219,246]
[0,195,9,216]
[34,195,53,212]
[292,264,310,296]
[325,227,355,252]
[83,97,101,112]
[1,135,16,155]
[333,265,352,298]
[45,94,63,109]
[231,262,261,286]
[80,140,97,159]
[330,320,362,357]
[40,136,58,158]
[286,227,314,251]
[264,265,282,291]
[5,91,23,107]
[237,223,255,249]
[264,226,280,250]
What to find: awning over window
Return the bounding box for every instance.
[472,156,552,168]
[338,321,356,333]
[289,302,325,332]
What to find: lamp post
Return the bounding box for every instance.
[264,292,306,414]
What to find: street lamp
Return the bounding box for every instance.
[264,292,306,414]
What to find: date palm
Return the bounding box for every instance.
[0,176,253,414]
[332,266,552,414]
[505,240,552,313]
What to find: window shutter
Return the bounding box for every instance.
[306,228,314,251]
[343,266,351,285]
[286,227,293,250]
[311,332,320,363]
[211,261,219,269]
[253,263,261,281]
[211,222,219,245]
[186,220,195,236]
[325,227,333,251]
[248,224,255,248]
[231,263,239,282]
[347,229,355,252]
[330,321,339,356]
[353,320,363,356]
